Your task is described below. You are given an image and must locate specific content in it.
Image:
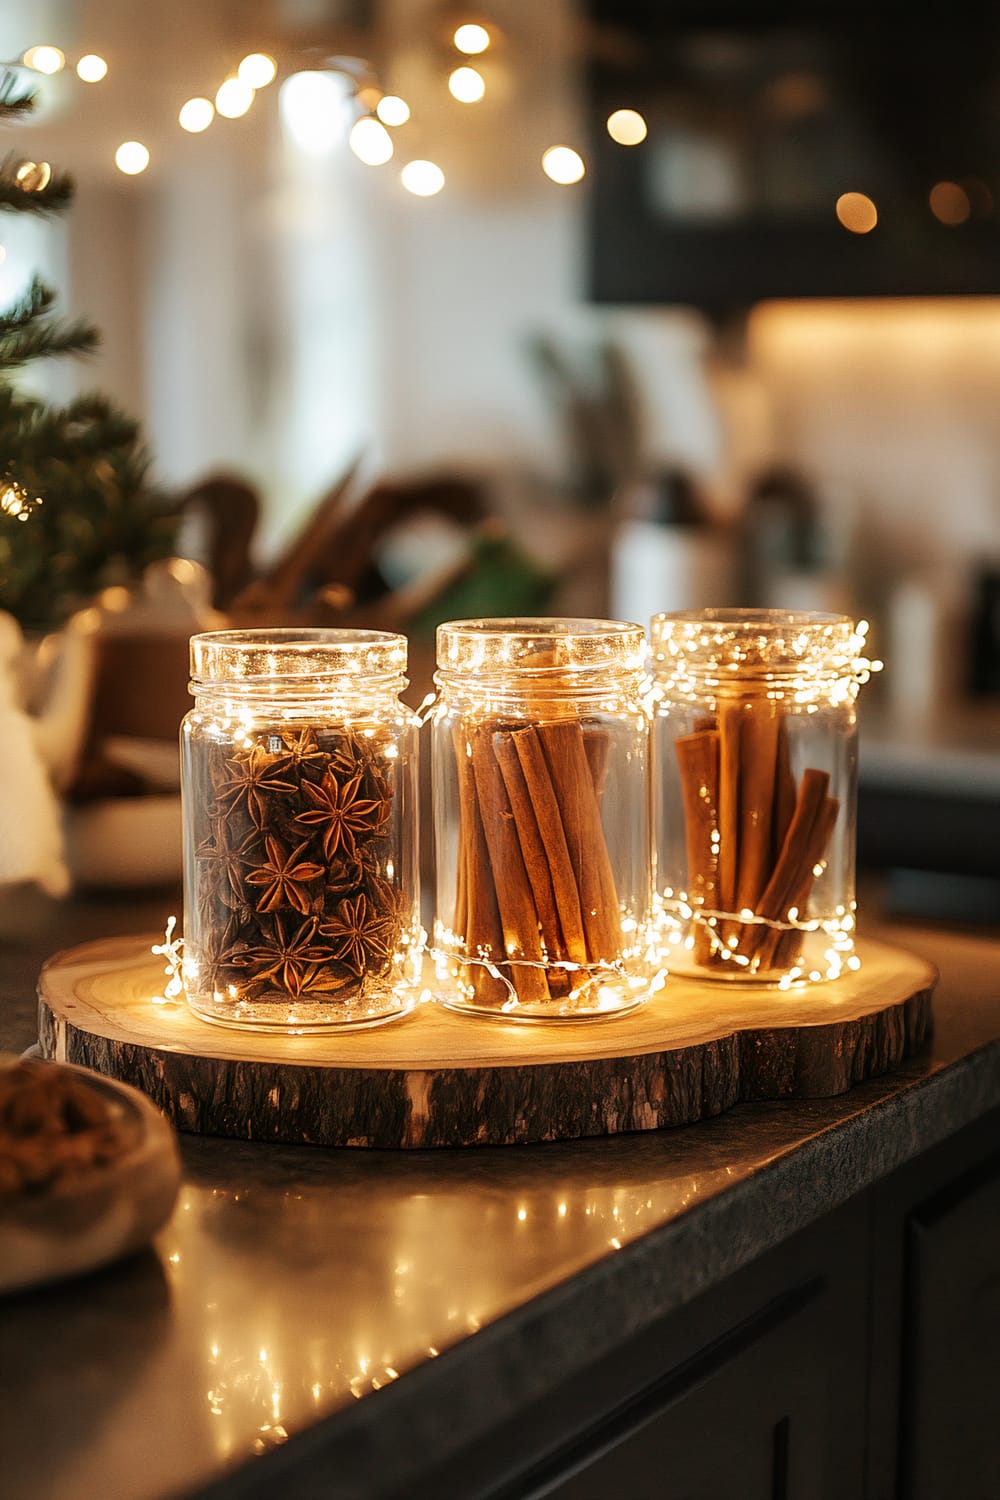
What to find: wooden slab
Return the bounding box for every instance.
[37,937,935,1148]
[1,1063,182,1294]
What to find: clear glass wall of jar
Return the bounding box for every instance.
[431,617,655,1020]
[181,629,421,1030]
[650,610,874,986]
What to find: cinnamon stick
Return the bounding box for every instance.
[510,727,589,967]
[716,702,742,944]
[675,728,720,966]
[755,774,833,936]
[470,726,550,1004]
[493,730,571,995]
[582,727,611,801]
[764,796,840,972]
[734,703,781,915]
[453,723,507,1007]
[772,718,797,873]
[535,720,622,964]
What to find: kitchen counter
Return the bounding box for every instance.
[1,888,998,1499]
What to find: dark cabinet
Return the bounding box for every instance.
[523,1285,829,1500]
[900,1155,1000,1500]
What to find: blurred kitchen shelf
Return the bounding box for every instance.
[859,706,1000,888]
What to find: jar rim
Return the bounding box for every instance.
[650,608,867,676]
[190,628,408,687]
[436,616,646,675]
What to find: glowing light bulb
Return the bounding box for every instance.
[16,161,52,192]
[179,97,214,133]
[542,145,585,185]
[280,71,352,153]
[835,191,877,234]
[929,180,971,226]
[115,141,149,175]
[215,78,255,119]
[448,66,485,103]
[23,46,64,74]
[607,108,647,146]
[376,94,410,126]
[454,23,490,54]
[401,159,445,196]
[238,53,277,88]
[349,116,394,165]
[76,54,107,83]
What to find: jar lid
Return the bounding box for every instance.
[190,628,407,689]
[436,617,646,677]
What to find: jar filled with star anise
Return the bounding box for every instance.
[181,629,421,1030]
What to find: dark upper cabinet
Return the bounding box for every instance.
[585,0,1000,309]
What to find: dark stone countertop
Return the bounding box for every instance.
[1,886,998,1500]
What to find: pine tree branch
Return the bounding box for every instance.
[0,276,99,368]
[0,153,74,215]
[0,70,36,118]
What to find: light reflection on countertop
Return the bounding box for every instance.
[1,915,998,1500]
[149,1144,726,1481]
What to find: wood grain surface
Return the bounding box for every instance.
[37,937,936,1148]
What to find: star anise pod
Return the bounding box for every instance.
[245,835,324,915]
[297,963,355,997]
[270,728,329,777]
[363,871,407,918]
[325,733,367,779]
[325,855,365,899]
[196,825,260,910]
[296,770,387,860]
[213,744,298,827]
[242,916,330,997]
[319,893,400,977]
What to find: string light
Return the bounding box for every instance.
[454,23,491,54]
[835,192,877,234]
[216,78,255,119]
[23,46,64,74]
[401,159,444,196]
[179,97,214,133]
[607,108,647,146]
[929,181,971,226]
[448,66,485,103]
[542,145,585,185]
[16,161,52,192]
[280,71,351,153]
[115,141,150,175]
[76,54,107,83]
[349,116,394,165]
[238,53,277,88]
[0,478,41,522]
[376,95,410,126]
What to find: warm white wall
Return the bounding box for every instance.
[747,300,1000,577]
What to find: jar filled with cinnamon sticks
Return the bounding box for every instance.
[431,617,655,1019]
[181,629,421,1031]
[650,610,876,986]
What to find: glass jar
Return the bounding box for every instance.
[181,629,421,1031]
[431,617,655,1020]
[650,609,874,986]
